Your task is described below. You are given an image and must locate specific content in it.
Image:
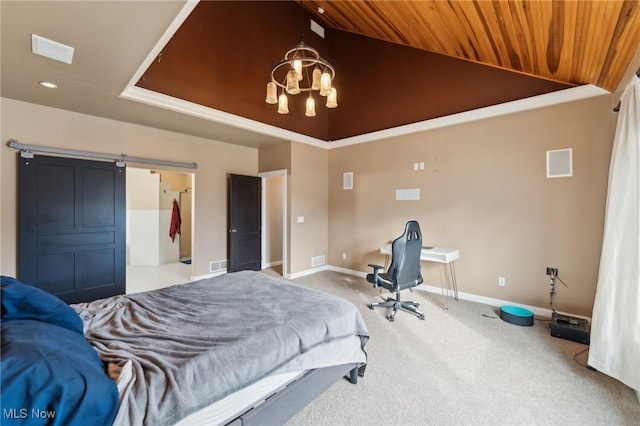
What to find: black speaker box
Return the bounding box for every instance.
[550,313,590,345]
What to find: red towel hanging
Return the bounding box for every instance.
[169,198,181,242]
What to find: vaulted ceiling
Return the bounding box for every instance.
[2,1,640,148]
[300,0,640,92]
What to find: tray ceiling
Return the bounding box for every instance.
[2,1,640,148]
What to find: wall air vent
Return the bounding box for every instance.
[546,148,573,178]
[310,19,325,38]
[32,34,74,64]
[209,260,228,273]
[343,172,353,190]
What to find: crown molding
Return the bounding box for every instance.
[120,85,327,147]
[122,83,608,150]
[327,84,609,148]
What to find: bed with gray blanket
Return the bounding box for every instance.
[73,270,369,426]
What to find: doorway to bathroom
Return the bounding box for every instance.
[125,167,194,293]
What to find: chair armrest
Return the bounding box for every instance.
[367,264,384,289]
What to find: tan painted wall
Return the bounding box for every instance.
[290,143,329,274]
[258,142,292,173]
[158,171,193,259]
[259,142,292,273]
[264,175,283,265]
[0,98,257,278]
[1,95,616,316]
[329,95,615,317]
[158,171,191,195]
[258,141,329,276]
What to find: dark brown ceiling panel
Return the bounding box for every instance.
[137,1,330,140]
[326,30,572,140]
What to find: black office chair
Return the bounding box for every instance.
[367,220,425,321]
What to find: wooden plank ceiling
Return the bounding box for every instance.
[300,0,640,92]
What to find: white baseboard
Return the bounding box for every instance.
[191,270,227,281]
[325,265,367,278]
[286,265,332,280]
[415,284,554,318]
[266,260,283,267]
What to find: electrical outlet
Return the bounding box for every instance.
[498,276,506,287]
[546,267,558,276]
[342,252,347,260]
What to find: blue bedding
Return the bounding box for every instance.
[1,276,83,334]
[1,276,118,426]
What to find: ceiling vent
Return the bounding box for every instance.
[310,19,325,39]
[31,34,74,64]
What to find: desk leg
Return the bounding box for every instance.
[437,264,449,310]
[437,261,459,307]
[449,261,459,301]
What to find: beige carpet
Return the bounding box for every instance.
[284,270,639,426]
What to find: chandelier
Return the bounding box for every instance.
[265,41,337,117]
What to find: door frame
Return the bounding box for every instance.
[259,169,287,277]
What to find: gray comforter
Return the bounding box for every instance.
[73,271,369,426]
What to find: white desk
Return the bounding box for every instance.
[380,245,460,304]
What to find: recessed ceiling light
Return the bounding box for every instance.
[39,81,58,89]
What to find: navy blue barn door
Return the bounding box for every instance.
[18,154,126,303]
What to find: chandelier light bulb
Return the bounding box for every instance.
[305,96,317,117]
[326,87,338,108]
[312,67,321,90]
[277,93,289,114]
[293,59,303,81]
[286,70,300,94]
[265,82,277,104]
[319,71,331,96]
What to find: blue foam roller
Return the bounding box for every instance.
[500,305,534,326]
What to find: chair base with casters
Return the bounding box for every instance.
[367,262,425,322]
[369,291,425,321]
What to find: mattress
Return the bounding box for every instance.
[75,271,369,426]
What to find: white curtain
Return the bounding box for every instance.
[588,75,640,391]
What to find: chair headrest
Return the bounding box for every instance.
[403,220,421,241]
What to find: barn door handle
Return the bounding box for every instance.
[230,229,237,233]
